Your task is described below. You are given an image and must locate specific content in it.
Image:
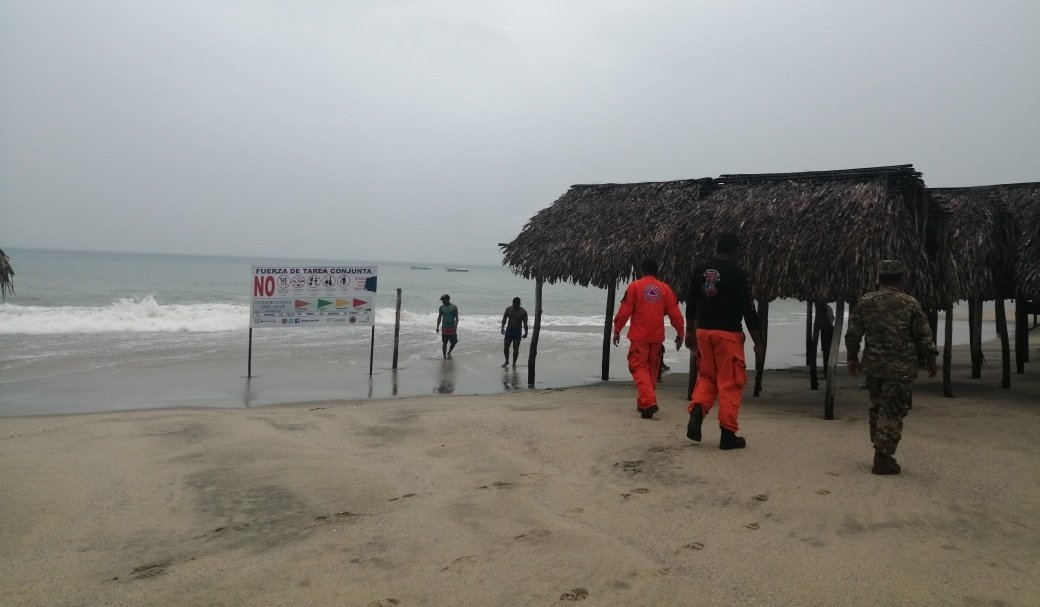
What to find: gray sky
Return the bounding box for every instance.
[2,1,1038,266]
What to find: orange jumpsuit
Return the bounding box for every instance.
[685,257,761,433]
[691,329,747,431]
[613,275,685,411]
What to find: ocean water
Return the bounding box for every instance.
[0,248,614,335]
[0,248,989,416]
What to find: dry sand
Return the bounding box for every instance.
[2,344,1038,607]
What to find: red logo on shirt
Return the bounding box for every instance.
[702,269,721,297]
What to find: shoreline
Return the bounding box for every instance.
[0,316,1010,417]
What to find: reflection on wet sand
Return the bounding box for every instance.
[502,369,523,391]
[435,360,455,394]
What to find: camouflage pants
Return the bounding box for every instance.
[866,376,912,456]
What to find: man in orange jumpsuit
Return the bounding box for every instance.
[613,259,685,419]
[685,233,764,449]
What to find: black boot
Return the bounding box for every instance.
[687,405,704,441]
[719,428,746,450]
[639,405,658,419]
[871,450,901,475]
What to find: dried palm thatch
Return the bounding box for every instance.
[655,165,934,305]
[500,179,713,288]
[1001,183,1040,298]
[0,248,13,300]
[929,187,1018,303]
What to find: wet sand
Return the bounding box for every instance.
[1,341,1038,606]
[0,313,996,417]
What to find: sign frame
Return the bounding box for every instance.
[250,265,378,328]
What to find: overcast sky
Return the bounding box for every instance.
[1,1,1038,266]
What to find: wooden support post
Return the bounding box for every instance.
[805,301,814,367]
[969,298,983,378]
[943,305,954,397]
[1015,293,1027,373]
[368,325,375,376]
[602,283,616,381]
[527,278,543,387]
[753,300,769,397]
[995,299,1011,389]
[927,308,939,345]
[823,301,845,420]
[807,302,818,390]
[816,302,834,377]
[247,327,253,378]
[392,288,402,370]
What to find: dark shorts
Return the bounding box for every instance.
[441,331,458,345]
[504,328,523,342]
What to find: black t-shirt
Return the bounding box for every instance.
[686,257,761,332]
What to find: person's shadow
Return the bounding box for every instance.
[435,360,456,394]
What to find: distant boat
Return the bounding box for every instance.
[445,267,469,272]
[410,266,431,270]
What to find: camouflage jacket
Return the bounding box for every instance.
[845,287,938,380]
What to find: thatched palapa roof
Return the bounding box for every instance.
[653,165,934,305]
[1001,183,1040,298]
[503,166,935,306]
[500,179,713,288]
[928,186,1019,303]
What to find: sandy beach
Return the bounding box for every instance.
[2,340,1038,607]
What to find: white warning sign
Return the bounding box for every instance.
[250,265,377,328]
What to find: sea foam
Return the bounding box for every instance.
[1,298,611,336]
[0,297,249,335]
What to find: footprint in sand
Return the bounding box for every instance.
[514,529,551,541]
[680,542,705,551]
[131,562,169,580]
[314,511,361,524]
[441,555,480,572]
[560,587,589,601]
[388,493,416,502]
[815,490,831,495]
[745,522,760,530]
[752,494,769,502]
[613,460,644,475]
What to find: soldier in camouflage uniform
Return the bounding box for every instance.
[845,260,938,475]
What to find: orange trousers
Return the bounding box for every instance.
[627,341,663,409]
[688,329,748,432]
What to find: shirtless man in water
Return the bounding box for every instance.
[500,297,529,368]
